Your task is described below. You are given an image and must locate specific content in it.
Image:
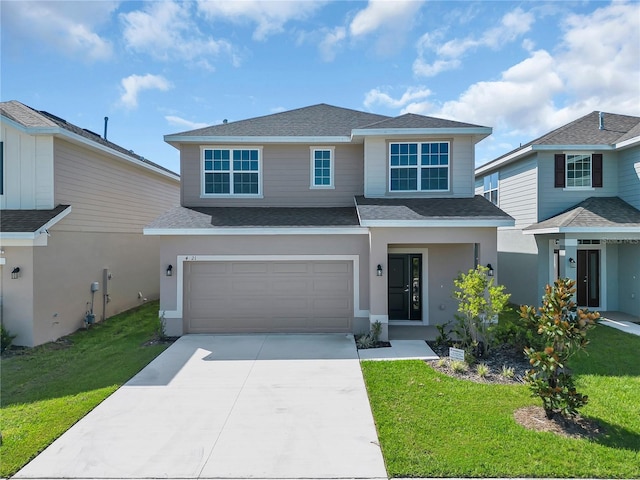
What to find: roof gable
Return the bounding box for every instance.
[359,113,487,130]
[170,104,390,138]
[0,100,178,177]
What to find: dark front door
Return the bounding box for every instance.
[388,254,422,320]
[576,250,600,307]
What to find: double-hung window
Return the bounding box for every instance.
[554,153,603,189]
[310,147,334,188]
[483,172,499,205]
[389,142,449,192]
[203,148,260,195]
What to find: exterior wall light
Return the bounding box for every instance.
[486,264,494,277]
[376,264,383,277]
[11,267,21,279]
[166,264,173,277]
[569,257,576,268]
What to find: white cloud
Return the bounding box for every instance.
[165,116,209,130]
[197,0,325,41]
[120,74,172,109]
[420,1,639,152]
[121,1,236,63]
[2,1,115,61]
[413,7,535,77]
[364,86,432,110]
[349,0,424,56]
[319,26,347,62]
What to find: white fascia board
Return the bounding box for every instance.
[351,127,492,137]
[164,135,352,145]
[359,219,515,227]
[475,146,533,175]
[1,116,179,181]
[532,144,613,151]
[523,226,640,235]
[144,227,369,236]
[615,136,640,150]
[0,206,72,245]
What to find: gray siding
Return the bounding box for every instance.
[181,144,364,207]
[618,145,640,209]
[537,151,619,221]
[618,242,640,317]
[497,155,538,227]
[54,139,180,232]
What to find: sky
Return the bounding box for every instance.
[2,0,639,175]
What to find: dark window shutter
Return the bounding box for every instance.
[592,153,603,187]
[554,154,566,188]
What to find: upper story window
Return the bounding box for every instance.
[310,147,334,188]
[203,147,261,195]
[389,142,449,192]
[483,172,498,205]
[554,153,602,189]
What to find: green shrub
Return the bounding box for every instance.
[451,360,468,373]
[452,266,510,358]
[493,306,545,352]
[476,363,490,377]
[1,323,16,354]
[501,365,515,379]
[521,278,598,419]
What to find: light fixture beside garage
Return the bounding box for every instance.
[486,264,494,277]
[11,267,21,279]
[376,264,383,277]
[166,264,173,277]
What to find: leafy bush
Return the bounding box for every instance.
[493,305,545,352]
[521,278,598,419]
[452,265,510,358]
[370,320,382,343]
[1,323,16,354]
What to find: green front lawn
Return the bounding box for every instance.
[362,324,640,478]
[0,301,169,478]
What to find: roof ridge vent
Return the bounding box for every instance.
[599,111,604,130]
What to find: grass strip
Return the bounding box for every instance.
[0,301,168,477]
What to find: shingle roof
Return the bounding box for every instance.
[146,206,361,229]
[355,195,513,222]
[0,100,178,176]
[358,113,487,130]
[1,205,71,233]
[524,197,640,231]
[169,104,390,138]
[487,111,640,167]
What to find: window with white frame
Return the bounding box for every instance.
[203,148,260,195]
[310,147,334,188]
[389,142,449,192]
[483,172,498,205]
[566,154,591,188]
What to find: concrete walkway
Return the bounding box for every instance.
[600,311,640,337]
[14,334,387,480]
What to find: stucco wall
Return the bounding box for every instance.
[0,247,35,346]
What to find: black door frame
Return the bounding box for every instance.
[387,253,422,321]
[576,249,600,308]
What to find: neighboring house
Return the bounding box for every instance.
[0,101,180,347]
[145,104,513,340]
[475,111,640,318]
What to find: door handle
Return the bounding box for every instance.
[403,285,410,292]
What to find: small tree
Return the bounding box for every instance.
[521,278,599,419]
[452,265,510,358]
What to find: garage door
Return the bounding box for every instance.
[184,260,353,333]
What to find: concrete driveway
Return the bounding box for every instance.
[15,334,387,479]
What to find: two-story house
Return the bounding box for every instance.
[0,100,180,347]
[475,111,640,318]
[145,104,514,340]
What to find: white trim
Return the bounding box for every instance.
[388,141,451,194]
[309,146,335,189]
[164,254,364,322]
[0,206,72,246]
[524,227,640,235]
[201,145,263,197]
[577,242,607,311]
[359,219,514,227]
[144,227,369,236]
[388,247,430,325]
[615,135,640,150]
[1,115,179,181]
[352,127,492,137]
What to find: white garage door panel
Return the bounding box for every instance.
[185,260,353,333]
